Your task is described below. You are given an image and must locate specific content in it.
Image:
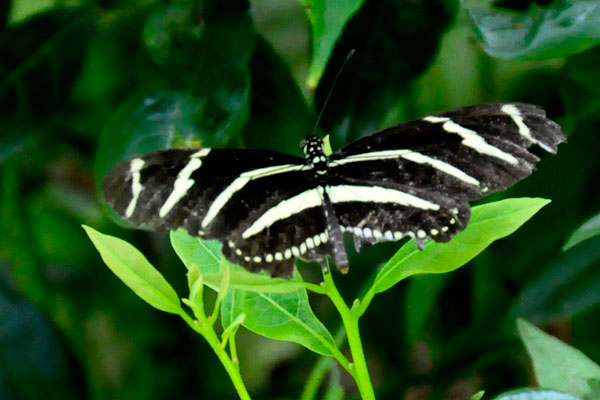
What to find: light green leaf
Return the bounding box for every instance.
[373,198,549,294]
[564,212,600,251]
[301,0,366,88]
[517,319,600,399]
[471,390,485,400]
[465,0,600,60]
[492,388,580,400]
[170,229,337,356]
[230,276,337,356]
[170,229,222,279]
[83,225,182,315]
[170,229,314,294]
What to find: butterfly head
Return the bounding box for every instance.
[301,136,328,174]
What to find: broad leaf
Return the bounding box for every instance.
[564,212,600,251]
[170,229,309,293]
[300,0,366,88]
[222,281,337,357]
[83,225,182,315]
[512,235,600,325]
[372,198,549,294]
[465,0,600,60]
[492,388,580,400]
[517,318,600,399]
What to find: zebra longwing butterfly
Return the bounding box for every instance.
[103,103,565,277]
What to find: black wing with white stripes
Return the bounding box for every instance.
[103,102,565,277]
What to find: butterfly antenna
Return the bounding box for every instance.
[312,49,356,137]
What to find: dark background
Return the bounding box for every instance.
[1,0,599,399]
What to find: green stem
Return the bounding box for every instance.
[179,311,251,400]
[322,268,376,400]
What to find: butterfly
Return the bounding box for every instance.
[103,103,565,277]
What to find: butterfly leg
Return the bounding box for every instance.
[322,191,349,274]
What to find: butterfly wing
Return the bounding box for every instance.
[328,103,565,247]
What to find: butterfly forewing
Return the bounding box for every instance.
[331,103,564,201]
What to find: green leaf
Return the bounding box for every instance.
[314,0,456,146]
[465,0,600,60]
[471,391,485,400]
[301,0,366,88]
[242,36,311,155]
[83,225,182,315]
[170,229,337,356]
[517,318,600,399]
[512,235,600,325]
[170,229,222,278]
[492,388,580,400]
[564,212,600,251]
[373,198,549,294]
[0,7,94,161]
[171,229,316,294]
[223,280,337,356]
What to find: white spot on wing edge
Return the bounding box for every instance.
[125,158,145,218]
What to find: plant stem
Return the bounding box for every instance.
[322,268,376,400]
[179,311,252,400]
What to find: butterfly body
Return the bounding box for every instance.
[103,103,565,277]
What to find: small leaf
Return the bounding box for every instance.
[171,229,315,293]
[83,225,182,315]
[170,229,222,278]
[564,212,600,251]
[465,0,600,60]
[517,318,600,399]
[373,198,549,294]
[230,278,338,356]
[471,390,485,400]
[301,0,366,88]
[492,388,580,400]
[221,313,245,346]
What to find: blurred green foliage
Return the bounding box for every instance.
[1,0,600,399]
